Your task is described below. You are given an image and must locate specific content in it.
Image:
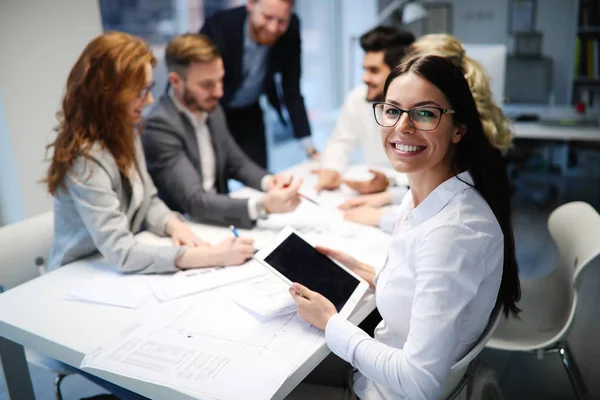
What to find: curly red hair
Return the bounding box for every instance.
[45,31,156,195]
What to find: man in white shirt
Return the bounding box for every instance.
[143,33,301,229]
[315,26,414,192]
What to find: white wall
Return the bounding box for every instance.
[0,0,103,225]
[297,0,342,113]
[0,92,25,226]
[341,0,378,94]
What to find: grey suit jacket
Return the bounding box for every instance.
[48,136,182,274]
[142,93,268,229]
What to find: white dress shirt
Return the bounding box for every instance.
[169,87,269,219]
[169,88,216,193]
[321,85,390,172]
[326,171,504,400]
[321,85,408,186]
[379,186,410,233]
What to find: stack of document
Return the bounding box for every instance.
[147,260,267,302]
[65,272,152,309]
[231,274,297,318]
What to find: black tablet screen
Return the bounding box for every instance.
[264,233,360,311]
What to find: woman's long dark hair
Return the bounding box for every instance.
[384,55,520,318]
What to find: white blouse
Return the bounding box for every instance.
[326,171,504,400]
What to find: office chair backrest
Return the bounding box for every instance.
[548,201,600,291]
[463,44,507,106]
[0,212,54,291]
[438,303,503,399]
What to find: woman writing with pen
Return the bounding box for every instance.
[45,32,255,274]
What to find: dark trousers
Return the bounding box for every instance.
[224,103,268,169]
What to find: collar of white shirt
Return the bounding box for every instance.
[168,86,208,126]
[410,171,474,224]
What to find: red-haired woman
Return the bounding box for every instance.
[45,31,255,274]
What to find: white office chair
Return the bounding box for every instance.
[440,303,504,400]
[486,201,599,400]
[0,212,72,400]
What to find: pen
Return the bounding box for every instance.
[282,182,320,206]
[229,225,239,238]
[298,193,320,206]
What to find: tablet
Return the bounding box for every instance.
[254,226,369,320]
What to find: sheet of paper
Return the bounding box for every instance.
[81,292,321,400]
[147,260,268,302]
[65,272,152,309]
[256,196,360,236]
[231,274,297,318]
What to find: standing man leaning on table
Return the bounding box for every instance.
[200,0,319,169]
[314,26,415,194]
[143,33,302,230]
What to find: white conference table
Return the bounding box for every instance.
[0,162,383,400]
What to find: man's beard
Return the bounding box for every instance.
[182,86,218,113]
[250,22,279,46]
[366,92,384,103]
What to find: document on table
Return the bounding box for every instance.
[256,199,359,235]
[65,270,152,309]
[81,292,322,400]
[231,274,297,318]
[147,260,267,302]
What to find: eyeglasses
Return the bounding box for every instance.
[373,102,456,131]
[139,82,156,99]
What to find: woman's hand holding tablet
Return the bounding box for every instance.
[254,227,370,324]
[288,283,337,331]
[314,246,376,288]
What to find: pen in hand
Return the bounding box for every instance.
[230,225,259,255]
[297,193,320,206]
[283,182,320,206]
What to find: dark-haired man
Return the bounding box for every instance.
[314,26,415,193]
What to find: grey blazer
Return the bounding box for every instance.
[142,94,268,229]
[48,136,182,274]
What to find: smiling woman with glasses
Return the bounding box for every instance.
[340,33,516,231]
[288,55,520,400]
